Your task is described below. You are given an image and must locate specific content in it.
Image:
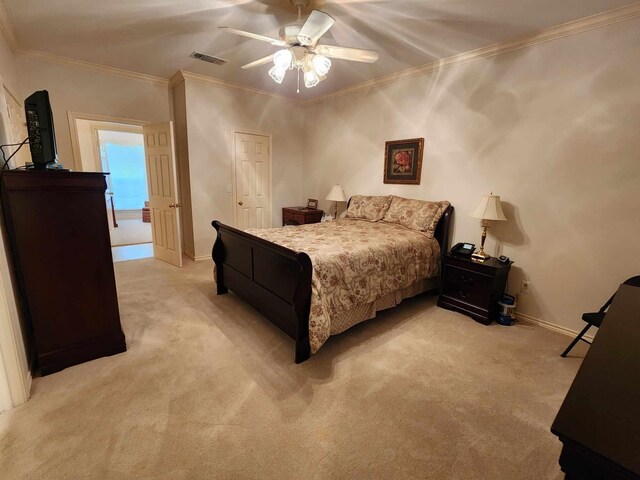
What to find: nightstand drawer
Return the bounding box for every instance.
[438,254,512,325]
[286,213,306,225]
[442,265,493,308]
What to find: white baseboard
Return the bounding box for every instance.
[516,312,595,342]
[184,251,210,262]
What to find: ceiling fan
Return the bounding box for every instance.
[219,0,379,92]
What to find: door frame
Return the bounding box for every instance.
[0,77,31,410]
[231,128,273,229]
[68,111,149,172]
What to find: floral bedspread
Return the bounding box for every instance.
[246,219,440,354]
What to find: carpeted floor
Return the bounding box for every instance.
[110,219,152,246]
[0,258,586,479]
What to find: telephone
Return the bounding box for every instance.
[450,242,475,257]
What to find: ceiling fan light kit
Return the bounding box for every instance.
[219,0,379,93]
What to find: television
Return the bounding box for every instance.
[24,90,59,169]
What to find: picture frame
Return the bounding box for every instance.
[383,138,424,185]
[306,198,318,210]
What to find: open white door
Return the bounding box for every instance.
[143,122,183,267]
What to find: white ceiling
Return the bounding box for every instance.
[3,0,634,99]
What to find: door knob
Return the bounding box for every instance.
[169,203,181,208]
[238,201,244,206]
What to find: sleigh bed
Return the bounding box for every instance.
[212,195,453,363]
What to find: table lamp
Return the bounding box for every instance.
[470,193,507,261]
[325,184,346,219]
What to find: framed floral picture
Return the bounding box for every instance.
[383,138,424,185]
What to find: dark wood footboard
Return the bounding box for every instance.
[211,204,453,364]
[211,221,313,363]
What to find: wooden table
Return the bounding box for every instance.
[551,283,640,479]
[282,207,323,226]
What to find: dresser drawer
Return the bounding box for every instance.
[442,265,493,308]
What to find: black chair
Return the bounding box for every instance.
[561,275,640,358]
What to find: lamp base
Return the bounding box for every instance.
[471,250,490,262]
[472,222,490,262]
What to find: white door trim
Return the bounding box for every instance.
[0,77,31,411]
[67,111,149,172]
[0,258,31,411]
[231,129,273,229]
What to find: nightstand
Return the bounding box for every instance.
[282,207,324,226]
[437,254,513,325]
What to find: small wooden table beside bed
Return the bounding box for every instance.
[212,195,453,363]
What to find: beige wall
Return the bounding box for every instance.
[179,76,305,258]
[16,56,172,171]
[302,18,640,334]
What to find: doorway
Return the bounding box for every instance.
[97,129,152,246]
[71,115,182,266]
[73,118,153,262]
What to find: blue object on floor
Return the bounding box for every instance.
[497,294,516,326]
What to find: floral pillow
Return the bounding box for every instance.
[383,196,451,238]
[344,195,393,221]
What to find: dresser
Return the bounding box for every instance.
[437,254,512,325]
[282,207,324,226]
[1,170,126,375]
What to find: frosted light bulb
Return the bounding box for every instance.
[273,49,293,69]
[304,70,320,88]
[311,55,331,76]
[269,66,286,84]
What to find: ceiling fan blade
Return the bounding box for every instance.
[219,27,288,47]
[297,10,335,46]
[314,45,379,63]
[241,55,274,70]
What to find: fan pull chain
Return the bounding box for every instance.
[297,68,300,94]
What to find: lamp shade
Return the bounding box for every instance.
[470,194,507,221]
[326,184,346,202]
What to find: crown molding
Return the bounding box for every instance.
[169,71,186,88]
[173,70,300,104]
[18,49,170,87]
[0,0,18,53]
[304,1,640,105]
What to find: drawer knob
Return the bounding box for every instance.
[459,289,469,299]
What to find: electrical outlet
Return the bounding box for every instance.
[521,281,531,294]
